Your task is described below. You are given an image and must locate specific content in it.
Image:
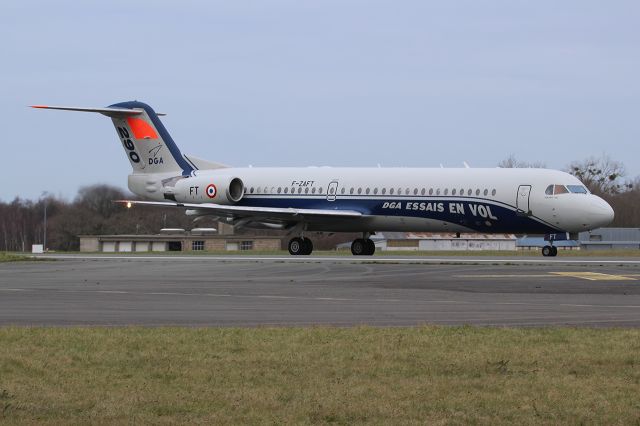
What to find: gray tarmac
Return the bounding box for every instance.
[2,254,640,327]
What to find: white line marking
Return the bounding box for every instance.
[32,254,640,265]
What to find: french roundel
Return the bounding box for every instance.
[206,184,217,198]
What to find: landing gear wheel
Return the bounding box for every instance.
[351,238,366,256]
[541,245,552,257]
[288,237,305,255]
[351,238,375,256]
[550,246,558,257]
[302,237,313,255]
[364,238,375,256]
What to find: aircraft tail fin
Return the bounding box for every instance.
[31,101,196,176]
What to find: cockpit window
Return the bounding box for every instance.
[567,185,588,194]
[545,185,554,195]
[554,185,569,195]
[546,184,589,195]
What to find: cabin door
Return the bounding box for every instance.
[327,181,339,202]
[516,185,532,216]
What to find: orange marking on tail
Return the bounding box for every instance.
[127,117,158,140]
[30,105,49,109]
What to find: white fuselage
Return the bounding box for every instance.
[128,167,614,235]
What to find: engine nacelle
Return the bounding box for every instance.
[171,174,245,204]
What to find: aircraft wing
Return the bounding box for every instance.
[116,200,362,221]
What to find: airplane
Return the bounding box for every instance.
[32,101,614,257]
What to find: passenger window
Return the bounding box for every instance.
[341,187,345,194]
[467,189,472,196]
[305,187,309,194]
[421,188,426,195]
[390,188,394,195]
[350,188,354,195]
[278,187,282,194]
[382,188,387,195]
[429,188,433,195]
[366,188,370,195]
[444,189,449,195]
[312,187,316,194]
[460,188,463,195]
[436,188,441,195]
[373,188,378,195]
[358,188,362,194]
[475,189,480,196]
[452,189,457,195]
[491,189,496,196]
[284,187,289,194]
[483,189,488,196]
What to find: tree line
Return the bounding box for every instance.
[0,185,195,251]
[1,155,638,251]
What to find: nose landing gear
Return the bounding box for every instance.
[541,245,558,257]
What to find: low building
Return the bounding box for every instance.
[337,232,517,251]
[516,237,580,250]
[79,230,281,253]
[579,228,640,250]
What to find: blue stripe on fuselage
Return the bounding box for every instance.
[238,196,561,234]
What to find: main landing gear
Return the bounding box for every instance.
[351,237,375,256]
[288,237,313,255]
[541,245,558,257]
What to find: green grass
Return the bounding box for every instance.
[0,253,33,262]
[0,326,639,424]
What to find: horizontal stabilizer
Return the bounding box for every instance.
[30,105,166,117]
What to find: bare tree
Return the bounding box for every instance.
[498,155,546,169]
[566,154,630,195]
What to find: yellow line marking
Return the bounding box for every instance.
[550,272,636,281]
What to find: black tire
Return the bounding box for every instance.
[364,238,376,256]
[551,246,558,257]
[302,237,313,255]
[288,237,304,255]
[541,245,552,257]
[351,238,366,256]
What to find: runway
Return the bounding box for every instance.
[2,254,640,327]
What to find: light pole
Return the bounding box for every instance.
[41,191,49,251]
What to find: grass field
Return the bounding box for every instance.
[1,326,639,424]
[0,253,33,263]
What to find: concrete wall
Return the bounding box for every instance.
[79,237,99,252]
[79,236,282,252]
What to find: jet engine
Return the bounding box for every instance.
[169,174,245,204]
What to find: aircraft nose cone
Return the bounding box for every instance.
[588,196,614,228]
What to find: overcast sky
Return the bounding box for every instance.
[2,1,639,201]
